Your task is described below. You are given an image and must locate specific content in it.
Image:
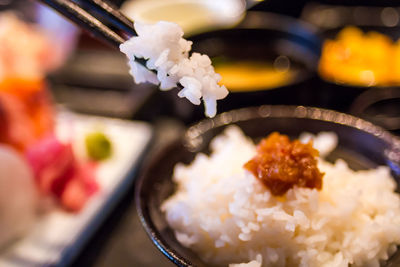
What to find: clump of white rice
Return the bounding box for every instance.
[120,21,229,117]
[161,126,400,267]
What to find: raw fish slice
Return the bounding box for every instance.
[0,145,37,249]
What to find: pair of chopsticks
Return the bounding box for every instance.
[37,0,151,72]
[37,0,135,48]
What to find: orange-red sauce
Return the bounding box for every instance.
[244,132,324,196]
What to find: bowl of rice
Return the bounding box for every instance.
[135,105,400,267]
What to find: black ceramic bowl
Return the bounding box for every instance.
[135,105,400,267]
[316,25,400,112]
[350,87,400,134]
[167,12,321,124]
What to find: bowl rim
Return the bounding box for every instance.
[238,11,319,38]
[189,11,321,57]
[135,105,400,267]
[350,87,400,130]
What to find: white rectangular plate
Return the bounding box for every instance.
[0,111,153,267]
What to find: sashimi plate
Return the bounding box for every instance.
[0,110,153,267]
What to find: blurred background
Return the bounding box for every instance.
[4,0,400,131]
[25,0,400,133]
[1,0,400,266]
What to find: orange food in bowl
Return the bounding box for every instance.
[215,61,296,92]
[319,26,400,87]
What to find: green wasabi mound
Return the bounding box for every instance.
[85,132,112,161]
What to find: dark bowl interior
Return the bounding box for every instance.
[135,105,400,267]
[190,12,321,109]
[168,12,321,123]
[317,25,400,112]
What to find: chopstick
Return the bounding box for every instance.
[80,0,136,38]
[37,0,126,47]
[36,0,173,83]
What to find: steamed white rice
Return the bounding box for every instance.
[161,126,400,267]
[120,21,228,117]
